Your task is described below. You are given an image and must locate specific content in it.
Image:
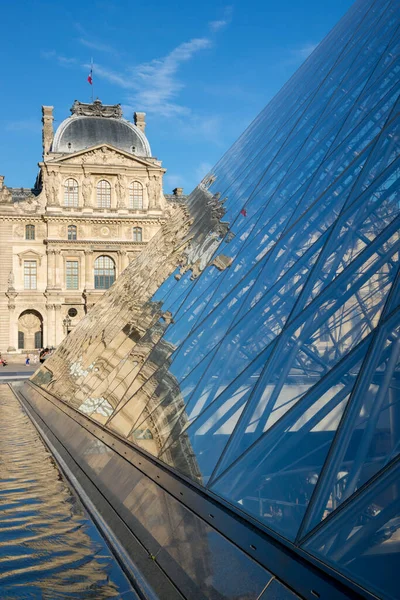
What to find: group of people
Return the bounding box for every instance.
[0,348,54,368]
[24,348,54,366]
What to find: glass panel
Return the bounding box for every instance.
[302,320,400,535]
[97,180,111,208]
[259,579,301,599]
[215,245,399,474]
[133,227,142,242]
[25,224,35,240]
[24,260,37,290]
[159,352,268,486]
[129,181,143,209]
[66,260,79,290]
[94,255,115,289]
[210,341,369,540]
[68,225,77,240]
[64,178,79,207]
[156,503,272,600]
[304,461,400,600]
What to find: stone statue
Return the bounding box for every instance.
[148,175,162,209]
[0,186,12,203]
[82,175,93,207]
[46,171,60,206]
[115,174,126,208]
[8,271,15,289]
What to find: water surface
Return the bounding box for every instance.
[0,384,137,599]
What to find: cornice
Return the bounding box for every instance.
[45,239,146,246]
[0,214,166,225]
[42,214,165,224]
[0,214,45,221]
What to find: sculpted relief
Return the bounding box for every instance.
[13,224,24,238]
[0,186,12,203]
[44,171,60,206]
[146,175,164,210]
[114,174,126,208]
[82,174,93,207]
[69,146,133,166]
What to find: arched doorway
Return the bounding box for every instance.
[18,310,43,350]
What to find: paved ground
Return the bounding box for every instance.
[0,362,36,380]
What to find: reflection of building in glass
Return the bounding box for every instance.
[27,1,400,599]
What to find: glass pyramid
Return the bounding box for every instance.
[32,0,400,597]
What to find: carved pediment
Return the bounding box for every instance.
[49,144,155,168]
[17,249,43,266]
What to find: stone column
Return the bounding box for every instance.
[45,304,55,347]
[42,310,48,348]
[6,289,17,351]
[54,305,63,346]
[84,249,94,290]
[47,249,55,289]
[7,301,17,351]
[54,249,62,289]
[110,181,117,211]
[119,249,129,272]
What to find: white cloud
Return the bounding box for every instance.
[179,114,224,144]
[87,63,133,89]
[41,50,77,66]
[195,162,213,181]
[208,6,233,32]
[209,20,228,32]
[78,37,116,54]
[294,43,318,60]
[85,37,212,117]
[275,43,318,69]
[127,38,212,116]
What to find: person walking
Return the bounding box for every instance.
[25,354,30,366]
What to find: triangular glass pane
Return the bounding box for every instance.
[302,321,400,535]
[158,347,272,485]
[303,460,400,600]
[210,341,370,541]
[214,247,399,473]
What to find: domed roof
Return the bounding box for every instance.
[52,100,151,157]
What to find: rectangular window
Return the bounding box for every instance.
[66,260,79,290]
[24,260,37,290]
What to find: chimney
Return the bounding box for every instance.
[134,112,146,134]
[42,106,54,157]
[173,187,183,197]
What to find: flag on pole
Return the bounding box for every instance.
[87,67,93,85]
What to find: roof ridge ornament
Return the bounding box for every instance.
[71,99,123,119]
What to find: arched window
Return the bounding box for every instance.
[68,225,77,240]
[25,224,35,240]
[97,180,111,208]
[64,178,79,207]
[133,227,142,242]
[129,181,143,209]
[94,255,115,289]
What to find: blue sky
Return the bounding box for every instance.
[1,0,354,193]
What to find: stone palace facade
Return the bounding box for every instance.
[0,99,179,352]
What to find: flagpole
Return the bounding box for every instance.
[91,57,94,103]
